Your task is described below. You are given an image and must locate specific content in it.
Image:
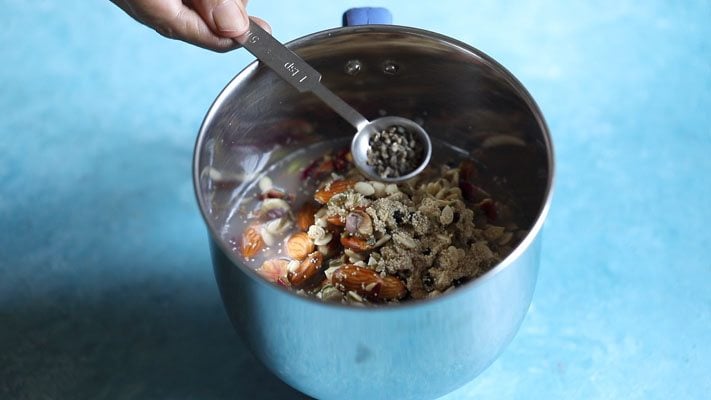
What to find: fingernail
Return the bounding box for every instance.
[213,1,247,35]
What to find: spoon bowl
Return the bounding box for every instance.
[351,116,432,182]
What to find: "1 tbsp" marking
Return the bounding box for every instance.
[284,62,309,83]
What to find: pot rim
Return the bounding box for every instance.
[192,24,555,312]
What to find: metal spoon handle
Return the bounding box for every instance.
[241,21,369,131]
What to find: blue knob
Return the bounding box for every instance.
[342,7,393,26]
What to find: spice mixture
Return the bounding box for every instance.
[236,148,526,305]
[366,125,424,178]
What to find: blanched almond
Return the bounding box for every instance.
[285,232,314,260]
[264,217,292,236]
[258,176,273,192]
[353,181,375,196]
[385,184,399,195]
[313,232,333,246]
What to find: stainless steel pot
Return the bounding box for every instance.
[194,20,554,400]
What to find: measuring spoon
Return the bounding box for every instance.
[239,21,431,183]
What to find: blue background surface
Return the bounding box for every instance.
[1,1,709,398]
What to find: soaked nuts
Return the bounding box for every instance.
[286,232,315,260]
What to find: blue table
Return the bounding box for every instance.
[1,1,709,398]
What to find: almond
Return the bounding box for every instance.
[353,181,375,196]
[314,179,355,204]
[379,275,408,301]
[241,224,264,259]
[332,265,408,302]
[296,202,318,231]
[340,235,373,252]
[285,232,315,260]
[331,264,378,292]
[326,214,345,226]
[287,251,323,288]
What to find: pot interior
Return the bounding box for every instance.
[195,26,553,277]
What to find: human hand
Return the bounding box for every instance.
[111,0,270,52]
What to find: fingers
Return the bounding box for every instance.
[110,0,271,52]
[109,0,133,16]
[191,0,250,38]
[154,6,242,52]
[234,16,272,44]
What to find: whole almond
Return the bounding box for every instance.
[314,179,355,204]
[340,235,373,252]
[285,232,315,260]
[378,275,408,300]
[326,214,345,227]
[296,202,318,231]
[332,264,379,292]
[241,224,264,259]
[332,265,407,302]
[287,251,323,288]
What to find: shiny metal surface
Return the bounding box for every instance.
[194,25,554,399]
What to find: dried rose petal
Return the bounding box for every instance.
[263,208,287,221]
[257,258,290,285]
[459,181,491,203]
[301,158,335,181]
[478,198,498,221]
[315,159,335,176]
[333,148,351,171]
[459,159,478,182]
[301,158,321,180]
[258,188,294,202]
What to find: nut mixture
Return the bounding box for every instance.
[238,149,526,305]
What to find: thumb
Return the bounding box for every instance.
[193,0,250,38]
